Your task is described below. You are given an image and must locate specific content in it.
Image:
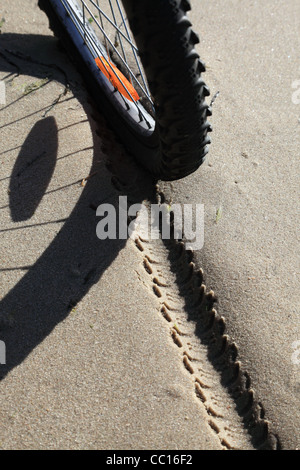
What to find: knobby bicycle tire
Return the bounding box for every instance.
[39,0,212,181]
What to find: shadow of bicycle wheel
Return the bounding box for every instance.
[0,33,155,380]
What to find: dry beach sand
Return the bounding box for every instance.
[0,0,299,450]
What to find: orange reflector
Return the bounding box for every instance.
[95,56,140,102]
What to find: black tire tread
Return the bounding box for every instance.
[122,0,212,179]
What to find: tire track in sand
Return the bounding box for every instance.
[98,119,280,451]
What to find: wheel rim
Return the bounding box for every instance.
[58,0,156,134]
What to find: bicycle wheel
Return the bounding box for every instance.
[39,0,212,181]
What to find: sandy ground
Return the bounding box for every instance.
[0,0,299,450]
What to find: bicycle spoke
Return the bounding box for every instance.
[67,1,153,127]
[78,0,153,103]
[96,0,110,59]
[114,0,151,99]
[107,0,128,67]
[83,0,138,51]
